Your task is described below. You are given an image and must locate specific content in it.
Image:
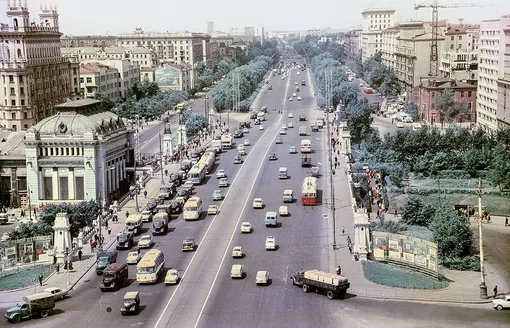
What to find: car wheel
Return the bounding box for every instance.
[12,315,21,323]
[327,291,335,299]
[302,284,309,293]
[40,309,50,318]
[496,304,503,311]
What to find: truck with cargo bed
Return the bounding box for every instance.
[290,269,350,300]
[5,292,55,323]
[299,125,307,136]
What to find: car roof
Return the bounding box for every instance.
[44,287,60,292]
[242,221,251,225]
[167,268,178,274]
[124,291,139,298]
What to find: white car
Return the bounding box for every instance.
[240,222,252,233]
[297,72,300,75]
[237,144,245,150]
[232,246,244,258]
[243,128,249,133]
[265,236,276,250]
[279,205,289,216]
[126,251,142,264]
[288,97,293,101]
[288,122,294,128]
[216,169,226,178]
[493,295,510,310]
[396,123,404,128]
[297,96,302,101]
[165,269,179,285]
[256,270,270,285]
[281,124,287,130]
[244,139,250,146]
[44,287,68,301]
[288,113,293,118]
[138,234,154,248]
[259,125,264,130]
[294,82,298,85]
[252,198,264,209]
[207,205,218,215]
[279,129,287,135]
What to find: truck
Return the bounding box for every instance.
[152,212,169,235]
[96,250,118,275]
[125,214,143,235]
[301,154,312,167]
[301,80,306,86]
[5,292,55,323]
[116,232,134,250]
[100,262,128,292]
[311,123,319,132]
[221,134,232,149]
[290,269,350,300]
[211,140,223,153]
[316,118,325,129]
[299,125,307,136]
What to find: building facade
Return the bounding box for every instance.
[417,77,477,125]
[361,8,396,62]
[496,16,510,130]
[344,28,363,56]
[24,99,134,209]
[155,63,193,92]
[381,26,399,71]
[79,62,121,101]
[0,2,81,131]
[0,130,27,208]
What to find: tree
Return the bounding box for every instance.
[39,201,99,239]
[6,221,54,241]
[378,72,401,98]
[336,82,360,107]
[403,101,420,122]
[401,197,435,227]
[434,89,455,128]
[129,79,160,101]
[347,98,373,143]
[431,207,472,259]
[185,113,208,139]
[487,144,510,190]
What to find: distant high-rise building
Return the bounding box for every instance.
[207,21,214,34]
[245,27,255,36]
[361,8,396,62]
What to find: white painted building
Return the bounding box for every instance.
[361,8,396,62]
[496,15,510,130]
[79,62,120,101]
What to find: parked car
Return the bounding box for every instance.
[43,287,68,301]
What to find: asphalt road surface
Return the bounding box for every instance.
[3,60,510,328]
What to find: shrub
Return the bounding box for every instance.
[370,217,407,233]
[441,255,480,271]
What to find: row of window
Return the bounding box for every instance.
[38,147,84,157]
[2,111,28,119]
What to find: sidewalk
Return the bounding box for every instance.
[331,129,493,304]
[0,163,181,304]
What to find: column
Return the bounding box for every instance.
[52,168,59,200]
[68,168,75,200]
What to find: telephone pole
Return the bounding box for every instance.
[476,178,488,299]
[325,69,336,250]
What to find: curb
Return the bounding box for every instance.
[350,293,494,304]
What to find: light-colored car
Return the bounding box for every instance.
[279,129,287,135]
[493,295,510,310]
[216,169,226,179]
[265,236,276,250]
[292,92,297,97]
[259,125,264,130]
[289,146,297,154]
[294,82,298,85]
[165,269,179,285]
[232,246,244,258]
[256,271,270,285]
[297,96,302,101]
[212,189,224,201]
[297,72,300,75]
[243,127,249,133]
[207,205,218,215]
[279,206,289,216]
[238,148,246,156]
[252,198,264,209]
[396,123,404,128]
[218,177,229,187]
[44,287,68,301]
[288,113,293,118]
[288,97,293,101]
[281,124,287,130]
[138,234,154,248]
[244,139,250,146]
[288,122,294,128]
[237,144,245,150]
[275,137,283,144]
[231,264,244,279]
[126,250,142,264]
[141,210,153,222]
[240,222,252,233]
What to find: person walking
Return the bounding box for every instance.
[348,245,353,254]
[108,227,112,236]
[144,190,148,198]
[505,216,509,226]
[78,249,83,261]
[38,273,43,286]
[494,285,498,298]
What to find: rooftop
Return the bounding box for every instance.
[0,131,25,156]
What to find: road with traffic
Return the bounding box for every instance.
[3,59,509,328]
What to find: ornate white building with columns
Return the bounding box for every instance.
[24,99,134,210]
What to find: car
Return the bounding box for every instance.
[250,112,257,119]
[218,177,229,187]
[288,97,293,101]
[281,124,287,130]
[212,189,224,201]
[297,96,302,101]
[259,125,264,130]
[240,221,252,233]
[275,137,283,144]
[231,264,244,279]
[299,114,306,121]
[141,210,153,223]
[138,234,154,248]
[44,287,68,301]
[207,205,218,215]
[288,113,294,118]
[268,85,273,90]
[279,205,289,216]
[253,119,260,125]
[244,139,251,146]
[232,246,244,258]
[126,250,142,264]
[294,82,298,85]
[237,148,246,156]
[265,236,276,250]
[252,198,264,209]
[256,271,270,285]
[237,144,245,150]
[288,122,294,128]
[289,146,297,154]
[396,123,404,128]
[268,152,277,160]
[121,291,140,315]
[292,93,297,97]
[233,130,243,138]
[279,129,287,135]
[243,127,249,133]
[216,169,226,179]
[493,295,510,310]
[165,269,179,285]
[261,106,267,111]
[182,237,195,251]
[234,156,244,164]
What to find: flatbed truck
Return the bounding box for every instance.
[290,269,350,300]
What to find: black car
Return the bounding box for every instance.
[169,174,183,187]
[147,198,160,212]
[299,115,306,121]
[170,200,183,214]
[250,113,257,119]
[233,130,244,138]
[116,232,134,250]
[176,188,191,201]
[234,155,244,164]
[269,153,278,160]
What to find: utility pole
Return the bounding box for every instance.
[133,117,140,214]
[325,69,336,250]
[159,132,164,184]
[476,178,488,299]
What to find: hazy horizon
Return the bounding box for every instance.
[0,0,509,35]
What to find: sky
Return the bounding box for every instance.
[1,0,509,35]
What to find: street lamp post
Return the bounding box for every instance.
[476,179,488,299]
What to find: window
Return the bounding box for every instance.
[10,87,15,95]
[12,125,16,131]
[451,36,454,41]
[11,100,15,106]
[11,113,16,119]
[23,112,27,119]
[20,87,24,95]
[21,99,25,105]
[468,91,472,97]
[459,36,462,41]
[86,77,92,83]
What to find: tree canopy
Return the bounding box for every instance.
[39,201,100,239]
[185,113,208,139]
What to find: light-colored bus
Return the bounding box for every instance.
[300,139,312,153]
[136,249,165,284]
[221,134,233,149]
[183,196,203,221]
[187,163,206,185]
[301,176,318,205]
[176,103,185,112]
[198,153,215,174]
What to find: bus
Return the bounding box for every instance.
[301,176,318,205]
[300,139,311,153]
[221,134,232,149]
[187,163,206,185]
[136,249,165,284]
[198,153,215,174]
[176,103,185,112]
[183,196,203,221]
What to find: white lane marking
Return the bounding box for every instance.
[193,109,284,328]
[154,111,281,328]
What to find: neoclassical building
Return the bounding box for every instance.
[24,99,134,209]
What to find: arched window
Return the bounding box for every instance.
[13,18,18,30]
[17,49,22,58]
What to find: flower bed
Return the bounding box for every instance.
[363,261,448,289]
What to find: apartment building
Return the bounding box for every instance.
[60,35,117,48]
[0,2,80,131]
[439,24,479,84]
[344,28,363,56]
[155,63,193,92]
[496,15,510,130]
[381,26,399,71]
[79,63,120,101]
[361,8,395,62]
[477,16,510,132]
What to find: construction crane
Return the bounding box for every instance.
[414,1,492,77]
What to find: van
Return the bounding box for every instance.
[230,264,244,279]
[278,167,288,179]
[265,211,277,227]
[125,215,143,235]
[152,213,169,235]
[100,262,128,291]
[283,190,293,203]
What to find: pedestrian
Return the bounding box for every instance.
[336,265,342,276]
[21,209,25,217]
[144,190,148,198]
[105,220,108,229]
[78,249,82,261]
[94,234,99,242]
[101,236,105,244]
[494,285,498,298]
[108,227,112,236]
[55,263,60,273]
[342,226,345,235]
[38,273,43,286]
[334,162,338,169]
[34,208,37,217]
[506,216,509,226]
[348,245,353,254]
[346,235,351,245]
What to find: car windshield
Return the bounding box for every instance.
[141,236,150,241]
